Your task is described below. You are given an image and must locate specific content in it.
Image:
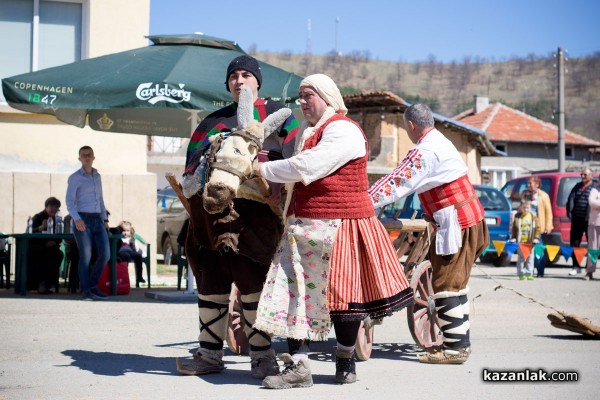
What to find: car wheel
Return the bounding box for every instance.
[493,252,512,267]
[479,252,512,267]
[163,237,175,265]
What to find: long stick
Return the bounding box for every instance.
[165,173,191,215]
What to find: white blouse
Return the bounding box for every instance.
[260,120,366,185]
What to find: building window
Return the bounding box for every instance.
[495,142,507,154]
[0,0,87,103]
[565,146,574,159]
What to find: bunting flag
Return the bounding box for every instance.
[518,243,533,259]
[504,242,519,258]
[479,240,600,266]
[573,247,587,266]
[493,240,506,257]
[559,246,573,263]
[588,249,600,265]
[533,244,546,260]
[481,243,493,256]
[545,245,561,262]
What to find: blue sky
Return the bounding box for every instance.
[150,0,600,62]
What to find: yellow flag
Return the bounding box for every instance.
[546,245,560,262]
[493,240,506,257]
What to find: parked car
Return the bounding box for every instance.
[500,172,593,247]
[377,184,512,266]
[157,187,188,265]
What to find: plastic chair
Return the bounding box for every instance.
[133,233,151,288]
[177,243,188,290]
[0,234,11,289]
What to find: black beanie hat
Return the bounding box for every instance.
[225,55,262,92]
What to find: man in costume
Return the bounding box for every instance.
[176,55,299,378]
[369,103,489,364]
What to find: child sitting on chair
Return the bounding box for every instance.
[510,199,541,280]
[116,221,146,285]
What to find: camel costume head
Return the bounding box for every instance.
[201,86,291,214]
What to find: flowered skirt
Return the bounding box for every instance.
[254,215,414,341]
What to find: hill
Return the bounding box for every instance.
[254,51,600,140]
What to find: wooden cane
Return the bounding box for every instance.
[165,173,192,215]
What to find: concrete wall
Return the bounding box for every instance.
[88,0,150,57]
[0,172,155,236]
[0,0,158,278]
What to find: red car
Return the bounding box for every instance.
[500,172,592,247]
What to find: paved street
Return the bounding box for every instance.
[1,262,599,400]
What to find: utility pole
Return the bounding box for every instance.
[306,19,312,56]
[557,47,565,172]
[335,17,340,55]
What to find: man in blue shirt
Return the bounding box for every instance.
[66,145,110,301]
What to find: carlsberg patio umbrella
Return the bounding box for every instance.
[1,34,302,137]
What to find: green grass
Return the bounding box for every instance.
[157,262,178,275]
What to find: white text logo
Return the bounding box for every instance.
[136,83,191,104]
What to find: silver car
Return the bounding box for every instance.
[156,188,188,264]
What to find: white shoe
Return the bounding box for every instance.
[568,267,581,276]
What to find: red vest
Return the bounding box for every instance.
[418,174,484,229]
[290,114,375,219]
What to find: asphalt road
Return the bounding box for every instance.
[1,262,599,400]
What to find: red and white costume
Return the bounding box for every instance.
[369,127,489,353]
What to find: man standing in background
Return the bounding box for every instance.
[566,168,596,275]
[66,146,110,301]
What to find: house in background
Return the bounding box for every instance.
[0,0,158,276]
[454,96,600,188]
[343,91,499,184]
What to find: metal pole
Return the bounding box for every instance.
[335,17,340,55]
[557,47,565,172]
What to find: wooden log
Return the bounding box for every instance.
[380,218,430,233]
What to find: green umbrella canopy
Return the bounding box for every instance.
[1,34,303,137]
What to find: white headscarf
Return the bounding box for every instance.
[282,74,348,216]
[300,74,348,115]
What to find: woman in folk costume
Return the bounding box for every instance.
[254,74,414,388]
[369,103,490,365]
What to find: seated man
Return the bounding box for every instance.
[29,197,64,294]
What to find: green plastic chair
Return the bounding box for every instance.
[0,233,11,289]
[133,233,151,288]
[177,243,188,290]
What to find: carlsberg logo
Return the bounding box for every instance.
[136,83,191,104]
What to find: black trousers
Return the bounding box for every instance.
[570,217,588,268]
[28,244,63,290]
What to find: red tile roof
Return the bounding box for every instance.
[454,103,600,146]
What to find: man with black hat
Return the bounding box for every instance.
[176,55,300,379]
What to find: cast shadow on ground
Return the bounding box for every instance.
[537,334,600,341]
[60,350,180,377]
[87,337,419,383]
[272,337,420,363]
